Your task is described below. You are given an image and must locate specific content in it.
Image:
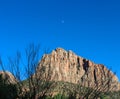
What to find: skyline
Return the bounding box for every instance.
[0,0,120,80]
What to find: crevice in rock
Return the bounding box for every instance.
[83,59,89,72]
[94,69,97,83]
[77,57,80,70]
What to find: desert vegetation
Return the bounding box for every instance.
[0,44,120,99]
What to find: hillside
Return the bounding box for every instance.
[0,48,120,99]
[36,48,120,91]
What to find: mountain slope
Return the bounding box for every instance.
[0,71,17,84]
[36,48,120,91]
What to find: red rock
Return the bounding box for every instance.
[36,48,120,91]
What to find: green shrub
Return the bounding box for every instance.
[53,94,68,99]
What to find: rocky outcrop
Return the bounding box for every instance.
[36,48,120,91]
[0,71,17,84]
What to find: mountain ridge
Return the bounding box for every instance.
[0,47,120,98]
[36,47,120,91]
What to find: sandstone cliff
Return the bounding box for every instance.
[0,71,17,84]
[36,48,120,91]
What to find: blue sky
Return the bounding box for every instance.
[0,0,120,80]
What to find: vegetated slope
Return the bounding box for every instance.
[0,71,18,99]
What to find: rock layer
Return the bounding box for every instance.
[36,48,120,91]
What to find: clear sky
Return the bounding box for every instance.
[0,0,120,80]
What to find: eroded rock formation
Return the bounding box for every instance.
[36,48,120,91]
[0,71,17,84]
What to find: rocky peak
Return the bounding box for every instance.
[36,48,120,91]
[0,71,17,84]
[54,47,67,53]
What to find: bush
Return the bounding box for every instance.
[0,74,18,99]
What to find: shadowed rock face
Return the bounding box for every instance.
[36,48,120,91]
[0,71,17,84]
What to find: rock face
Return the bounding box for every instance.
[0,71,17,84]
[36,48,120,91]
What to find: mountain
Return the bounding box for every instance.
[36,48,120,91]
[0,71,17,84]
[0,48,120,98]
[0,71,18,99]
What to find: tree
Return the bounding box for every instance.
[0,72,18,99]
[0,44,55,99]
